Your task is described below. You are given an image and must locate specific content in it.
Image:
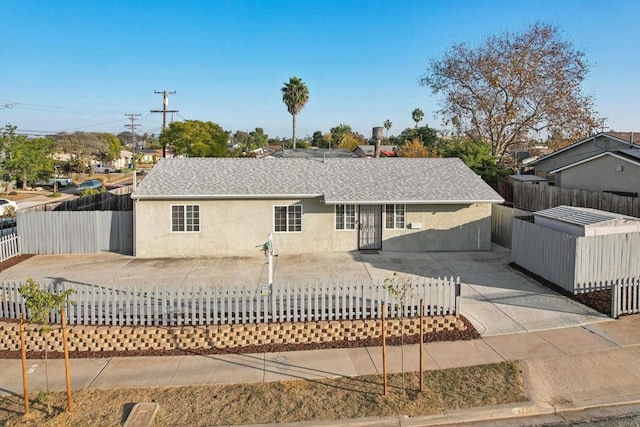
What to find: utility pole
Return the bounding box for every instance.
[151,90,178,158]
[125,113,141,191]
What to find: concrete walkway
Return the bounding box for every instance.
[1,316,640,426]
[0,247,609,337]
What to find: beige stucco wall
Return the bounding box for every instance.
[134,198,492,257]
[383,203,492,251]
[558,155,640,194]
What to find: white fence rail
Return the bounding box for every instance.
[0,233,20,263]
[0,278,461,326]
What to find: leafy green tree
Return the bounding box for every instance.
[104,133,122,161]
[250,128,269,148]
[160,120,229,157]
[389,125,438,149]
[440,138,510,187]
[311,131,324,147]
[53,131,120,173]
[420,23,596,160]
[330,124,352,149]
[0,125,54,188]
[383,119,392,137]
[281,76,309,149]
[411,108,424,128]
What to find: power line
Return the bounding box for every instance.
[125,113,141,191]
[150,90,178,158]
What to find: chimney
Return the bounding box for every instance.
[371,127,384,158]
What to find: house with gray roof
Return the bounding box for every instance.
[131,157,503,257]
[548,148,640,197]
[530,132,640,184]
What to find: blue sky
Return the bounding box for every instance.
[1,0,639,140]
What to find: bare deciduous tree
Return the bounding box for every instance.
[420,23,597,160]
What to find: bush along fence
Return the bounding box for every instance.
[0,278,460,326]
[0,233,20,263]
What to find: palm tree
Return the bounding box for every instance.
[412,108,424,128]
[383,119,392,137]
[281,76,309,149]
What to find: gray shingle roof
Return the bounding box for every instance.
[132,157,503,204]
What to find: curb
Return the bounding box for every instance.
[241,397,640,427]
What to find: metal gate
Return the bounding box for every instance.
[358,204,382,250]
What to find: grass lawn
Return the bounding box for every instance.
[1,361,525,426]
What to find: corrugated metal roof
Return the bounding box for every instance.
[132,157,504,204]
[534,205,630,226]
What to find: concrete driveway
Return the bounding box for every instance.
[0,245,608,336]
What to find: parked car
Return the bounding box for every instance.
[77,179,103,193]
[34,176,74,187]
[94,163,115,174]
[0,198,18,216]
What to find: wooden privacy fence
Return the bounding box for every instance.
[17,210,132,255]
[23,186,133,212]
[491,204,531,248]
[0,278,461,326]
[508,180,640,217]
[0,233,20,263]
[512,217,640,294]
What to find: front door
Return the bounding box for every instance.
[358,205,382,250]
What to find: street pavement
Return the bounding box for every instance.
[1,242,637,426]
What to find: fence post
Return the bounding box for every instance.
[455,277,461,316]
[611,279,619,319]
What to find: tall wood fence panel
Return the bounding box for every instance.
[512,218,577,292]
[17,211,132,255]
[24,186,133,212]
[0,278,461,326]
[491,204,531,248]
[509,180,640,217]
[574,233,640,292]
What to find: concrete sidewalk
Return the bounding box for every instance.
[2,316,640,425]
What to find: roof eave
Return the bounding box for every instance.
[132,193,323,201]
[323,199,505,205]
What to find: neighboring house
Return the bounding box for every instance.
[137,149,162,164]
[549,149,640,196]
[530,132,640,183]
[91,150,133,171]
[353,145,398,158]
[131,157,503,257]
[507,175,549,185]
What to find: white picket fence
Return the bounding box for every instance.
[0,278,460,326]
[0,233,20,263]
[611,277,640,318]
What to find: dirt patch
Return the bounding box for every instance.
[0,254,34,273]
[0,361,525,427]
